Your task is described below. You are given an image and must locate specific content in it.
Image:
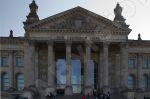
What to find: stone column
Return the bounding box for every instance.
[24,41,35,87]
[98,49,103,89]
[84,43,92,95]
[65,42,73,95]
[103,42,109,87]
[137,53,142,89]
[120,43,128,89]
[47,41,56,91]
[9,51,14,88]
[115,54,121,88]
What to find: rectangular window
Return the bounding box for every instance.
[128,59,136,68]
[16,57,23,67]
[143,59,149,69]
[0,57,8,67]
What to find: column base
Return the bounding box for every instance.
[102,86,110,94]
[65,86,73,95]
[45,86,56,96]
[84,86,92,95]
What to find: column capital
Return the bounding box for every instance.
[28,40,36,46]
[103,42,110,48]
[9,50,14,54]
[120,42,128,48]
[137,53,143,57]
[47,40,54,45]
[65,40,72,46]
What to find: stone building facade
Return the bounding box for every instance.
[0,1,150,99]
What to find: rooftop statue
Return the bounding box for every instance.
[114,3,126,23]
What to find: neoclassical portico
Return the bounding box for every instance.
[1,1,150,99]
[23,0,132,95]
[23,39,129,95]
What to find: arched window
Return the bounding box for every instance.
[141,74,148,90]
[128,75,135,90]
[16,73,24,90]
[1,73,9,91]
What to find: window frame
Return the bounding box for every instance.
[1,73,9,91]
[128,74,135,90]
[143,58,149,69]
[0,57,9,67]
[141,74,149,91]
[16,73,24,91]
[128,58,136,69]
[15,56,24,67]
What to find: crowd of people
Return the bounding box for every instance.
[46,92,56,99]
[93,90,110,99]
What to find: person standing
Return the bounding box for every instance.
[106,92,110,99]
[82,95,86,99]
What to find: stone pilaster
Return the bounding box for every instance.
[9,51,14,88]
[65,41,73,95]
[47,41,56,90]
[137,53,142,89]
[103,42,109,87]
[120,43,128,89]
[84,43,92,95]
[24,41,35,87]
[35,47,39,87]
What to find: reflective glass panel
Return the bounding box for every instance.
[56,59,66,89]
[91,60,95,88]
[71,59,81,93]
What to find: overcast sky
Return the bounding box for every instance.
[0,0,150,40]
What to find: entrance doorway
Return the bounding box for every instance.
[56,59,96,94]
[71,59,82,93]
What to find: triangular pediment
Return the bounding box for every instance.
[26,6,131,32]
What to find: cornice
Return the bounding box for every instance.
[27,28,128,35]
[0,37,25,44]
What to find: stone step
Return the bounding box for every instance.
[110,93,127,99]
[56,94,95,99]
[44,94,127,99]
[34,93,127,99]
